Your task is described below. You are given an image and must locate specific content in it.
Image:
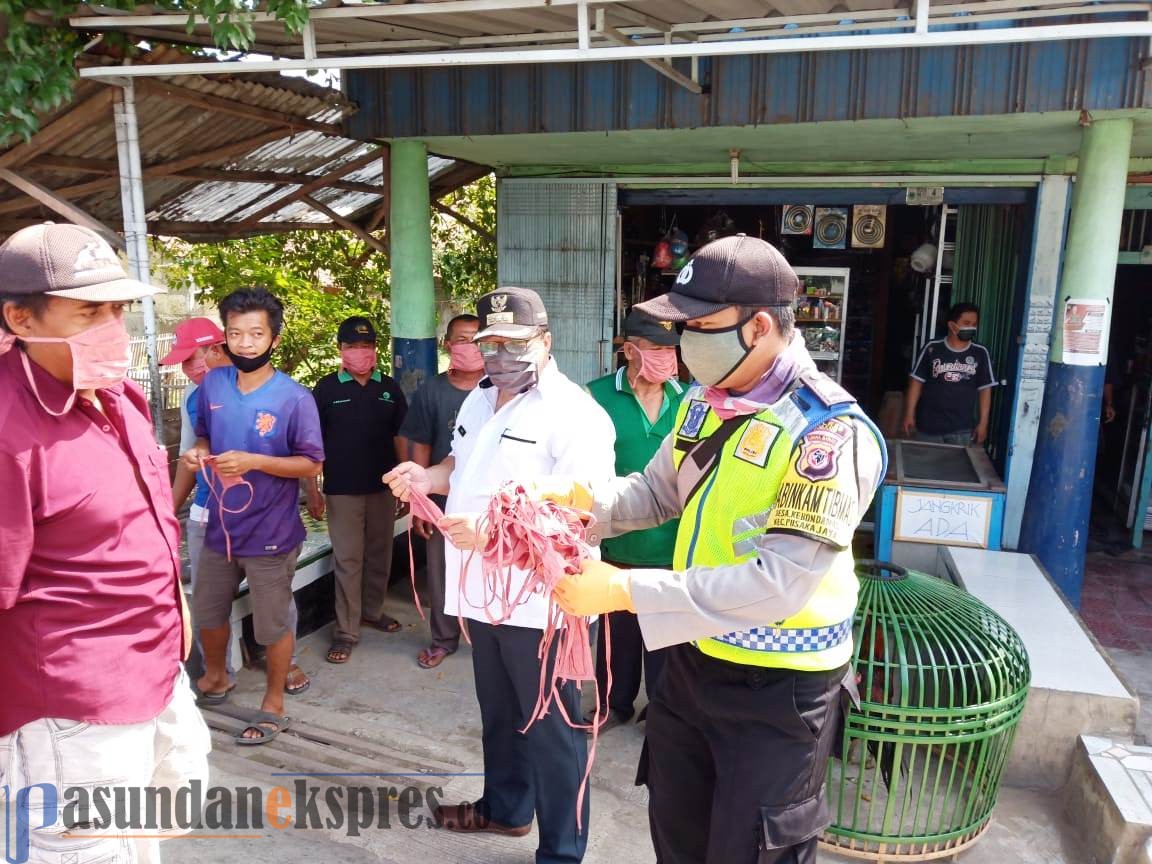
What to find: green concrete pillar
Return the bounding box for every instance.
[389,140,437,397]
[1021,118,1133,604]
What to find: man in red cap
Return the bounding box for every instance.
[0,223,210,862]
[163,317,229,573]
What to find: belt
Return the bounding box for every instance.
[712,618,853,653]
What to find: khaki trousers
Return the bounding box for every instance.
[326,490,397,643]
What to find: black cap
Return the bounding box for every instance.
[337,316,377,344]
[634,234,799,322]
[623,308,679,346]
[474,287,549,340]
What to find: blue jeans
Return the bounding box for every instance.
[917,429,973,445]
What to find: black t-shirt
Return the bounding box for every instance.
[313,369,407,495]
[911,339,996,434]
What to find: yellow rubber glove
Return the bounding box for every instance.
[531,476,594,513]
[553,559,636,616]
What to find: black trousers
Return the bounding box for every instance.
[594,610,667,717]
[638,643,849,864]
[469,620,589,864]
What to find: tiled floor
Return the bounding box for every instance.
[1082,532,1152,653]
[1082,517,1152,741]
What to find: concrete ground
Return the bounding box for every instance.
[166,588,1089,864]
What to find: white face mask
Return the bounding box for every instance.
[680,312,759,388]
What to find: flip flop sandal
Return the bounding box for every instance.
[193,683,236,707]
[362,615,402,633]
[417,646,452,670]
[326,641,355,664]
[235,711,290,746]
[284,665,311,696]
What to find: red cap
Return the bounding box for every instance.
[160,317,225,365]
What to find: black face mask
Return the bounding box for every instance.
[956,327,978,342]
[223,342,275,374]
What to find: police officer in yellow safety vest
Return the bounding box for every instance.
[547,235,887,864]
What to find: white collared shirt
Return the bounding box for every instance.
[444,359,617,629]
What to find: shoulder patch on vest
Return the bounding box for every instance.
[795,417,853,482]
[799,371,854,408]
[678,399,710,441]
[733,419,779,468]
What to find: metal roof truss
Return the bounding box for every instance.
[71,0,1152,93]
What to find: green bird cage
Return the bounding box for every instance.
[821,561,1030,861]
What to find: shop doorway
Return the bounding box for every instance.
[616,192,1030,470]
[1095,265,1152,547]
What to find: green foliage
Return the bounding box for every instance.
[0,0,317,142]
[154,177,496,387]
[432,174,496,307]
[156,230,390,387]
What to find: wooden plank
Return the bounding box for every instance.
[134,78,345,136]
[31,155,386,195]
[0,168,123,247]
[0,90,114,171]
[0,128,296,217]
[301,194,389,254]
[432,200,494,244]
[234,146,385,228]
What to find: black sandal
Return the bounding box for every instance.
[326,641,355,664]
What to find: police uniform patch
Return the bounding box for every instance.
[678,399,710,440]
[794,418,852,482]
[733,419,779,468]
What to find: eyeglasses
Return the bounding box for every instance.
[476,336,540,357]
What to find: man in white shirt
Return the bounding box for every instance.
[386,287,615,864]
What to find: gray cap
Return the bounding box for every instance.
[0,222,163,302]
[623,308,679,346]
[635,234,798,322]
[474,287,549,340]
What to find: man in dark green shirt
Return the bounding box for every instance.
[585,309,685,730]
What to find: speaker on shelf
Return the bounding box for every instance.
[781,205,814,236]
[813,207,848,250]
[852,204,887,249]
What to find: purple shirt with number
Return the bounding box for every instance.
[195,366,325,558]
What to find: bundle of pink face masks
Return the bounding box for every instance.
[403,484,607,827]
[197,455,254,561]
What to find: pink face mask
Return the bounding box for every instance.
[631,345,679,384]
[1,317,132,416]
[198,455,255,561]
[449,342,484,373]
[341,345,377,376]
[182,354,208,385]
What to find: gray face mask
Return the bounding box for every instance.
[483,343,541,394]
[680,314,756,388]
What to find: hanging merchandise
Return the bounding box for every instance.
[782,204,815,236]
[814,207,849,250]
[852,204,887,249]
[697,211,737,244]
[652,239,673,270]
[668,227,690,261]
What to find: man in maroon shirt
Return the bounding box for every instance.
[0,223,211,863]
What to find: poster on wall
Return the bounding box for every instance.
[813,207,848,250]
[1062,298,1108,366]
[781,205,814,235]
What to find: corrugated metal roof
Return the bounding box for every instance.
[68,0,1151,61]
[0,50,486,241]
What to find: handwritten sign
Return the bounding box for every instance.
[894,490,992,548]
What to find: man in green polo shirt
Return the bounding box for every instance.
[585,309,685,731]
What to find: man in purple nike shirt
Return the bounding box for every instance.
[184,287,324,745]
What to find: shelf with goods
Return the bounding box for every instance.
[794,267,850,384]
